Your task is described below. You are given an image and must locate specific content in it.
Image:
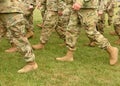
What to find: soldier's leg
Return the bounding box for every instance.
[5,3,35,52]
[113,11,120,44]
[37,1,46,28]
[107,8,114,26]
[25,14,34,38]
[56,11,79,61]
[109,7,116,36]
[0,13,38,73]
[113,24,120,44]
[56,7,71,46]
[96,13,105,34]
[32,11,58,50]
[84,10,118,65]
[0,20,6,39]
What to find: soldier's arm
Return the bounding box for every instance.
[98,0,105,12]
[107,1,114,10]
[72,0,83,10]
[75,0,83,5]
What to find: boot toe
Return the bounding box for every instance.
[17,63,38,73]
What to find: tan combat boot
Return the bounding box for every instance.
[109,31,117,36]
[56,50,74,61]
[114,39,120,45]
[32,43,45,50]
[25,31,34,39]
[5,43,17,53]
[106,46,119,65]
[17,61,38,73]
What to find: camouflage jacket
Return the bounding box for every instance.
[98,0,106,11]
[0,0,23,13]
[22,0,36,7]
[105,0,115,10]
[74,0,99,9]
[46,0,58,11]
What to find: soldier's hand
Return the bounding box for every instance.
[72,3,81,11]
[58,11,63,16]
[98,10,103,16]
[29,5,34,10]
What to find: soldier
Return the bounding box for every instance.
[97,0,115,34]
[56,0,71,43]
[85,0,106,47]
[0,0,38,73]
[56,0,118,65]
[113,7,120,44]
[96,0,106,34]
[22,0,36,38]
[5,0,36,53]
[105,0,115,26]
[32,0,59,49]
[32,0,71,49]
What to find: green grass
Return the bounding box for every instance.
[0,9,120,86]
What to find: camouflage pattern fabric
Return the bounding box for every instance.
[40,0,71,43]
[104,0,115,26]
[97,0,115,34]
[56,0,71,41]
[113,9,120,38]
[0,0,35,62]
[0,20,6,39]
[39,0,46,19]
[66,0,111,51]
[96,0,106,34]
[18,0,36,32]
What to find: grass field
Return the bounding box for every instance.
[0,9,120,86]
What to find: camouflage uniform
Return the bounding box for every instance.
[39,0,58,44]
[39,0,71,43]
[105,0,115,26]
[100,0,115,26]
[39,0,46,19]
[0,0,35,62]
[96,0,115,34]
[0,20,6,39]
[19,0,36,33]
[56,0,71,40]
[113,7,120,39]
[66,0,111,51]
[96,0,106,34]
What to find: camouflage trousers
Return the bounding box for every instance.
[113,9,120,38]
[96,13,105,34]
[20,2,35,33]
[106,7,114,26]
[0,13,35,62]
[40,8,70,44]
[66,9,110,51]
[106,1,115,26]
[24,10,34,32]
[40,2,46,20]
[0,20,6,39]
[56,7,71,41]
[96,7,114,34]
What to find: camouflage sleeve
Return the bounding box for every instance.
[74,0,83,5]
[107,0,115,10]
[58,0,66,11]
[98,0,105,11]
